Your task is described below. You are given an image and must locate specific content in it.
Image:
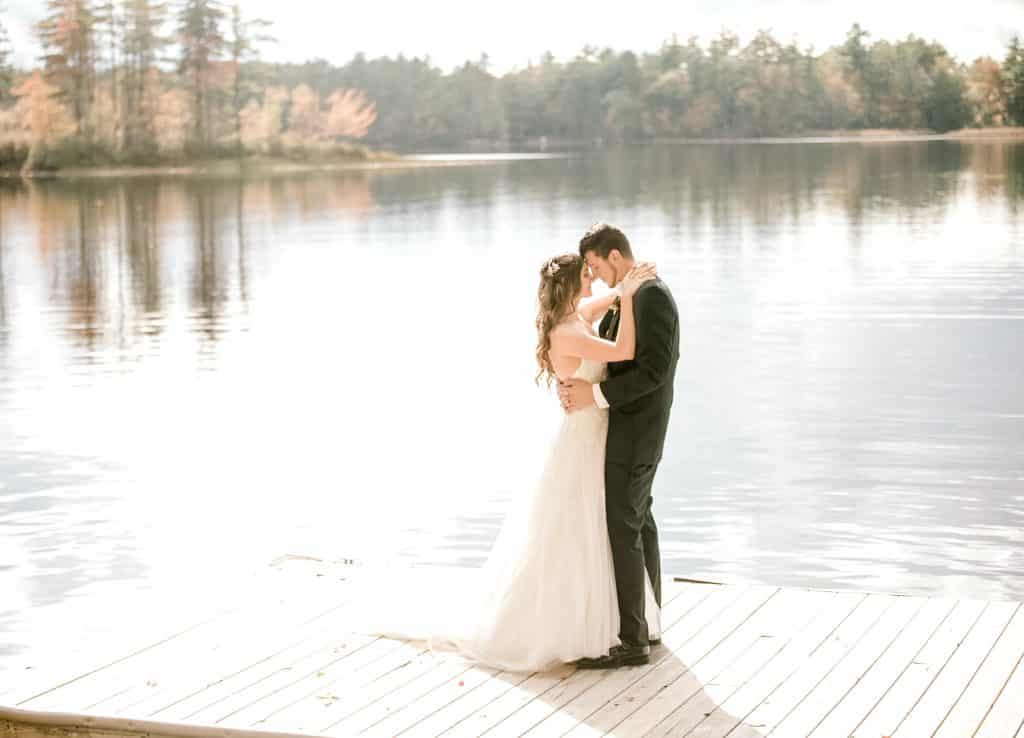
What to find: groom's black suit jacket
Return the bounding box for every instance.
[598,278,680,465]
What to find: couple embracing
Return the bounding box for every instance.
[374,223,679,672]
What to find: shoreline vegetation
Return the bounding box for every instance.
[1,4,1024,177]
[3,126,1021,180]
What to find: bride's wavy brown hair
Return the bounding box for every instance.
[535,252,584,386]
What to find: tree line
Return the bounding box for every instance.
[307,27,1022,150]
[0,3,1023,171]
[0,0,377,171]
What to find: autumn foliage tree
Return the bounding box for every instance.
[326,89,377,139]
[966,58,1006,126]
[12,70,75,171]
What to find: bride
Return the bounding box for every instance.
[359,253,660,673]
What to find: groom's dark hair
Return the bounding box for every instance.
[579,223,633,260]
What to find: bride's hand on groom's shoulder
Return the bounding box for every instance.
[621,262,657,298]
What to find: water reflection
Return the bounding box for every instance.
[0,141,1023,684]
[1,143,1018,353]
[0,193,8,339]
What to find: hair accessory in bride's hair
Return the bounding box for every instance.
[545,259,561,277]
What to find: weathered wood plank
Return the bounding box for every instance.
[428,582,702,738]
[221,638,413,728]
[809,595,957,738]
[647,590,866,738]
[100,606,358,720]
[480,583,722,738]
[935,603,1024,738]
[154,625,366,722]
[624,589,835,738]
[0,706,310,738]
[8,576,1024,738]
[317,655,473,732]
[851,598,987,738]
[728,591,894,737]
[563,587,811,737]
[168,633,383,725]
[894,600,1020,738]
[96,610,358,718]
[358,662,497,738]
[973,652,1024,738]
[771,594,927,737]
[522,586,778,737]
[252,642,437,732]
[397,669,535,738]
[439,665,587,738]
[19,585,348,716]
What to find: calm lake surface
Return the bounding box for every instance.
[2,141,1023,684]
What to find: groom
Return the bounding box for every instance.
[559,223,680,669]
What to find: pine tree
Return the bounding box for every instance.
[1004,37,1024,125]
[36,0,98,137]
[176,0,225,151]
[122,0,170,155]
[93,0,119,147]
[228,1,272,152]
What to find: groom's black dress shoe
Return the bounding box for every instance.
[649,638,661,646]
[575,644,650,669]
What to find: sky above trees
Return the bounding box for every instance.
[3,0,1023,73]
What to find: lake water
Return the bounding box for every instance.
[2,141,1023,686]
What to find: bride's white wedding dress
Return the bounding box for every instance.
[356,359,660,673]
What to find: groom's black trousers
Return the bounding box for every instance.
[605,460,662,648]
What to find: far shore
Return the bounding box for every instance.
[0,153,526,180]
[650,126,1024,145]
[3,127,1021,180]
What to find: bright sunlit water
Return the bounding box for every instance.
[1,141,1023,688]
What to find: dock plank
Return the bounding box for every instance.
[894,600,1020,738]
[809,595,958,738]
[480,583,723,738]
[107,608,360,720]
[730,591,894,736]
[851,598,987,738]
[224,638,414,728]
[935,603,1024,738]
[973,652,1024,738]
[5,576,1024,738]
[770,594,927,737]
[522,586,779,737]
[359,662,497,738]
[397,668,534,738]
[408,585,694,738]
[12,568,346,709]
[635,589,836,737]
[563,588,817,737]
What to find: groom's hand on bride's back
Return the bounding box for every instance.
[558,379,596,414]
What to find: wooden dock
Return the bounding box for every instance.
[2,562,1023,737]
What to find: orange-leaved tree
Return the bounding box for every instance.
[325,88,377,139]
[12,70,75,172]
